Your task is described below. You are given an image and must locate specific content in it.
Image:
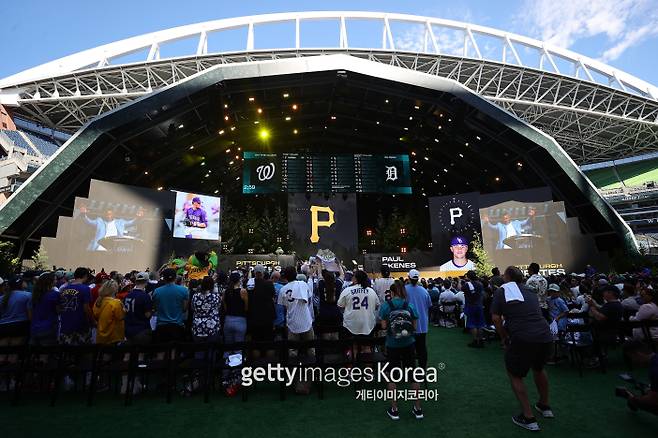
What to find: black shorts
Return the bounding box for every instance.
[505,341,551,378]
[386,344,416,371]
[154,324,185,343]
[0,320,30,339]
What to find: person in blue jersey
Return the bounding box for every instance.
[404,269,431,369]
[58,267,94,345]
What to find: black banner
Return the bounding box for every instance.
[217,254,295,271]
[362,251,435,273]
[287,193,358,261]
[428,193,482,275]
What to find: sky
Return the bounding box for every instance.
[2,0,658,85]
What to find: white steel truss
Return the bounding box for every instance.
[1,11,657,164]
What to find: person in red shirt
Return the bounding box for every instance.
[90,270,111,309]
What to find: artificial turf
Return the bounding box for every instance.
[4,326,657,438]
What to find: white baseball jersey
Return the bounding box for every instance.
[337,285,380,335]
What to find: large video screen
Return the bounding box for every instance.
[243,152,411,194]
[288,193,358,261]
[429,188,574,276]
[172,191,221,240]
[41,179,173,273]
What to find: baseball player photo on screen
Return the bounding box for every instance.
[172,191,221,240]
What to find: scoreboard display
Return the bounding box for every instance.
[242,152,412,194]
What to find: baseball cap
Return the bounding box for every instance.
[135,272,149,282]
[408,269,420,280]
[229,271,242,284]
[450,236,469,246]
[8,276,24,289]
[296,274,308,282]
[192,196,201,204]
[548,283,561,292]
[253,264,266,274]
[161,268,177,282]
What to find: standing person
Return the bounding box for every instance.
[0,276,32,346]
[247,265,275,342]
[58,267,94,345]
[153,268,189,343]
[123,272,153,344]
[271,270,287,337]
[30,273,60,345]
[464,271,486,348]
[491,266,554,432]
[222,271,249,344]
[373,264,395,303]
[93,280,125,345]
[405,269,431,369]
[379,280,423,421]
[337,270,380,337]
[316,269,343,332]
[277,266,314,342]
[191,276,221,342]
[526,263,548,319]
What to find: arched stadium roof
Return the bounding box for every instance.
[0,54,637,255]
[0,11,657,164]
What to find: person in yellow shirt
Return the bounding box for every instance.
[93,280,125,344]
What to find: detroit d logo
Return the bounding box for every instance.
[385,166,398,182]
[309,205,335,243]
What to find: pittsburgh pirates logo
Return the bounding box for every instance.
[309,205,335,243]
[437,198,477,233]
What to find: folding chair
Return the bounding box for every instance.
[129,343,175,403]
[171,342,213,403]
[0,344,29,405]
[243,340,286,401]
[561,323,594,377]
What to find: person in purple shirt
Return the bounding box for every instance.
[30,272,60,345]
[185,197,208,228]
[58,267,94,345]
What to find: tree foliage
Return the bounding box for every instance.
[0,240,20,276]
[470,232,494,277]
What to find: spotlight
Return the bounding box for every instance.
[285,116,291,121]
[259,129,270,140]
[248,97,255,102]
[218,130,225,135]
[257,108,263,114]
[293,129,298,134]
[292,104,298,110]
[283,93,289,98]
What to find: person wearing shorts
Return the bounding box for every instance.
[379,279,423,421]
[491,266,554,432]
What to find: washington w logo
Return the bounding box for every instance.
[256,162,276,181]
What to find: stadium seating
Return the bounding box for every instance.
[22,131,59,156]
[584,157,658,189]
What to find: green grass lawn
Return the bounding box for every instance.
[4,327,657,437]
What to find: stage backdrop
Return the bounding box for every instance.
[287,193,358,261]
[41,179,222,272]
[429,188,576,276]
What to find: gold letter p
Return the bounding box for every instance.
[309,205,335,243]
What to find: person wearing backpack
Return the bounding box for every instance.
[379,279,423,421]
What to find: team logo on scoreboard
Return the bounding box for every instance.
[385,166,398,182]
[437,197,477,233]
[309,205,335,243]
[256,163,276,181]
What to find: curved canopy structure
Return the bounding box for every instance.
[0,54,636,257]
[0,11,657,164]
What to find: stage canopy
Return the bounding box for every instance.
[0,54,635,256]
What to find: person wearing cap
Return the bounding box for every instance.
[247,264,276,343]
[90,270,111,309]
[123,272,153,344]
[464,271,486,348]
[0,276,31,346]
[588,284,623,343]
[153,268,189,343]
[373,264,395,304]
[547,284,569,333]
[439,236,475,273]
[404,269,431,369]
[184,196,208,229]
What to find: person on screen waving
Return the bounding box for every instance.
[439,236,475,273]
[338,270,380,337]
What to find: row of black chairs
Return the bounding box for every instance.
[559,314,658,376]
[0,328,389,407]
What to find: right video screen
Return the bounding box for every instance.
[478,193,571,272]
